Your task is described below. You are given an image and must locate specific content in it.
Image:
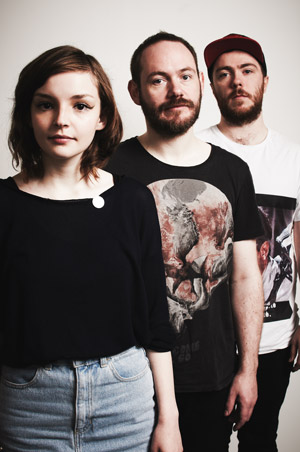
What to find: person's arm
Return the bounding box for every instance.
[146,350,183,452]
[226,239,264,431]
[289,221,300,372]
[136,187,182,451]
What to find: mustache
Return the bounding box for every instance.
[230,89,250,99]
[159,98,195,112]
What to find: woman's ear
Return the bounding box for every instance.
[96,114,107,131]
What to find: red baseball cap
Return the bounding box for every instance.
[204,33,267,76]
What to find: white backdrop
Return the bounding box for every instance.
[1,1,299,450]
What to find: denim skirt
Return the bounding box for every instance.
[0,346,155,451]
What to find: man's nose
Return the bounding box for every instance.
[232,71,243,87]
[167,78,183,97]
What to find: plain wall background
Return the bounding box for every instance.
[0,1,299,450]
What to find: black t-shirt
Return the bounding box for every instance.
[107,138,263,392]
[0,175,174,367]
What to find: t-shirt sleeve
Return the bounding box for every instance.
[233,163,263,241]
[135,187,175,351]
[293,184,300,222]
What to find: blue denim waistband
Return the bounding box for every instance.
[44,346,140,370]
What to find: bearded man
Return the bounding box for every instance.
[107,32,264,451]
[198,33,300,452]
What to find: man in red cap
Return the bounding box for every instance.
[199,33,300,452]
[107,31,265,451]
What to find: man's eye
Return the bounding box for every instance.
[218,72,228,80]
[152,78,164,85]
[244,69,253,74]
[182,74,191,81]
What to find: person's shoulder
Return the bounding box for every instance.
[196,126,246,165]
[0,176,17,194]
[0,176,13,185]
[269,129,300,152]
[115,136,141,156]
[211,142,250,169]
[117,175,153,200]
[116,176,157,217]
[106,137,141,173]
[197,125,238,156]
[197,125,218,142]
[0,177,19,215]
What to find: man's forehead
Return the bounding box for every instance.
[214,50,259,68]
[140,40,196,73]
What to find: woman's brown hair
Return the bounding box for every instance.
[9,45,123,179]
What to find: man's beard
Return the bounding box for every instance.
[139,93,201,138]
[216,82,264,126]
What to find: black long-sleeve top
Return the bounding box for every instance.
[0,175,174,367]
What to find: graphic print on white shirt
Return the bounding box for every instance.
[257,199,294,322]
[198,126,300,353]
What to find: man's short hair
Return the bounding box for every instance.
[130,31,199,86]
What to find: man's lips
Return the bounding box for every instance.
[166,103,191,108]
[230,91,249,100]
[161,100,194,111]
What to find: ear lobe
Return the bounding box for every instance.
[128,80,141,106]
[96,115,106,131]
[263,75,269,93]
[210,82,216,96]
[260,241,270,259]
[199,71,205,91]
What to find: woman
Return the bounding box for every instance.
[0,45,182,452]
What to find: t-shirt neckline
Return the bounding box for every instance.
[134,136,214,170]
[5,174,120,204]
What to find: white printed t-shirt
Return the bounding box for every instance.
[198,126,300,354]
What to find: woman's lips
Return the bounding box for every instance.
[48,135,75,144]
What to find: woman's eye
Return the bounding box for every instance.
[75,103,90,111]
[37,102,53,111]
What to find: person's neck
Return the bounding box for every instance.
[41,158,88,198]
[217,113,268,146]
[138,126,211,167]
[41,169,86,199]
[14,158,110,200]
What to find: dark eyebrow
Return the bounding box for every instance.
[147,67,196,81]
[71,94,96,100]
[147,71,169,80]
[179,67,197,73]
[33,93,96,100]
[32,93,54,100]
[215,62,258,73]
[215,65,232,73]
[239,63,258,69]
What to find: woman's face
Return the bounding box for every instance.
[30,71,106,165]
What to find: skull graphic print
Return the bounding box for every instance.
[148,179,234,334]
